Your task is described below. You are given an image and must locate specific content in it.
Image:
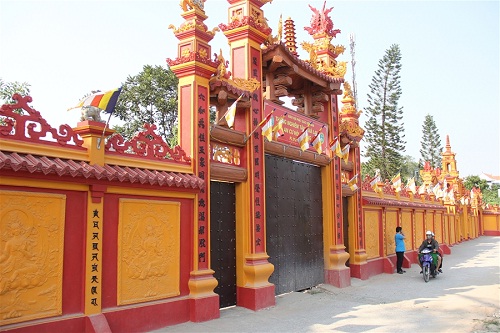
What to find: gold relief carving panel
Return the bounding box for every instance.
[364,210,380,259]
[385,211,398,255]
[118,199,180,305]
[211,144,241,165]
[0,190,65,326]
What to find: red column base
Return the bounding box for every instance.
[324,268,351,288]
[350,263,370,280]
[440,244,452,255]
[383,257,394,274]
[86,314,112,333]
[484,230,500,236]
[189,295,220,322]
[237,285,275,310]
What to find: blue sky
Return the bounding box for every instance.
[1,0,498,178]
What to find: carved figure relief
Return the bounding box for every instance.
[0,191,65,326]
[118,199,180,305]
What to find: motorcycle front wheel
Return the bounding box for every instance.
[423,266,430,282]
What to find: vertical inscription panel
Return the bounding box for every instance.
[0,190,65,326]
[117,199,180,305]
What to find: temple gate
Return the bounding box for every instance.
[1,1,499,332]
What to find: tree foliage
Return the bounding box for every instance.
[113,65,179,145]
[363,44,406,180]
[420,114,442,168]
[463,175,500,205]
[0,78,31,104]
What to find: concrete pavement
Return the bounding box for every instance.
[153,236,500,333]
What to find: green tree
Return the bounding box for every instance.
[363,44,406,180]
[420,114,442,168]
[463,175,488,192]
[463,175,500,205]
[0,78,31,104]
[399,155,420,184]
[113,65,179,145]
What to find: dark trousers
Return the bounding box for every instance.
[396,251,404,272]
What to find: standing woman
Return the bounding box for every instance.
[395,226,406,274]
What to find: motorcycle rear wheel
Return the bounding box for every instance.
[423,266,430,282]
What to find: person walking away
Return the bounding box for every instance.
[395,226,406,274]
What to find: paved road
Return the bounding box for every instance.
[154,236,500,333]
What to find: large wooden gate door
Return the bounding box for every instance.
[265,155,324,295]
[210,181,236,308]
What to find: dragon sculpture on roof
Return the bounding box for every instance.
[304,1,341,37]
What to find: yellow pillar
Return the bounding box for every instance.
[168,4,219,321]
[221,0,275,310]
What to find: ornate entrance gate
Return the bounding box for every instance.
[265,155,324,295]
[210,181,236,308]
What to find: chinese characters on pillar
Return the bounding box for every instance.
[332,109,343,243]
[89,208,101,308]
[197,87,209,269]
[250,50,265,253]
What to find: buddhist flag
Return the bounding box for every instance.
[273,113,287,140]
[297,123,311,151]
[341,143,350,163]
[69,87,122,114]
[370,174,381,192]
[391,173,402,192]
[310,125,325,154]
[329,137,342,158]
[261,114,275,142]
[224,94,244,128]
[418,184,426,195]
[407,177,416,194]
[348,174,359,192]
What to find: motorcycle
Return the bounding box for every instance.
[420,248,438,282]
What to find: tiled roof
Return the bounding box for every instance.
[0,151,204,189]
[262,43,344,84]
[362,196,446,210]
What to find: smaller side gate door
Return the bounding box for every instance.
[210,181,237,308]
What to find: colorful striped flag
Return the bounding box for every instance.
[330,137,342,158]
[261,114,275,141]
[341,143,350,163]
[272,113,286,140]
[297,123,311,151]
[69,87,122,113]
[391,173,402,192]
[348,174,359,192]
[224,94,244,128]
[407,177,416,194]
[310,125,325,154]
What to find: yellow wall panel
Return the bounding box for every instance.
[434,213,443,243]
[401,211,412,249]
[118,199,180,305]
[385,210,398,255]
[484,215,498,232]
[364,210,380,259]
[415,211,424,250]
[0,190,65,325]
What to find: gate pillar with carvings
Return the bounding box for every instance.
[219,0,275,310]
[337,83,367,280]
[167,3,220,322]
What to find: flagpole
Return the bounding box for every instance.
[215,93,244,125]
[97,110,112,150]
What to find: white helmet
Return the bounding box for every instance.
[426,230,433,236]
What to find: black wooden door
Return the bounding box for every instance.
[265,155,324,295]
[210,181,236,308]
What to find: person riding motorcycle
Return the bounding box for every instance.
[418,230,442,275]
